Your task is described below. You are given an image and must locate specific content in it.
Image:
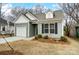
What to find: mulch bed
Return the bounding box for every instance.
[0,50,23,55]
[33,38,70,44]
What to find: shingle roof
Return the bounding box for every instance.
[0,18,7,25]
[35,13,46,20]
[0,18,14,26]
[34,10,64,21]
[14,10,64,23]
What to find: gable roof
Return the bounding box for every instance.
[0,18,14,26]
[14,13,31,23]
[0,18,7,25]
[25,11,38,20]
[14,10,64,23]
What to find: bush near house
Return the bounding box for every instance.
[34,34,42,40]
[34,35,68,44]
[60,36,68,42]
[34,35,49,39]
[43,35,49,39]
[34,35,38,40]
[38,34,42,38]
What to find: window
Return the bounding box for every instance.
[42,23,58,34]
[2,26,5,31]
[42,24,48,33]
[50,24,55,33]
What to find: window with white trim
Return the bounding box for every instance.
[42,23,57,34]
[50,24,55,33]
[42,24,48,33]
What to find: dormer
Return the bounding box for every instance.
[46,10,54,19]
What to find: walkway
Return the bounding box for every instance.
[0,36,34,44]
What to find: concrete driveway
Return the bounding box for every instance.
[0,36,33,44]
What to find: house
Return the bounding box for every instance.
[75,24,79,38]
[0,18,7,32]
[0,18,14,34]
[14,10,64,39]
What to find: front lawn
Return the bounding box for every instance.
[0,37,79,55]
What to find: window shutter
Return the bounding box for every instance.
[42,24,44,33]
[55,23,58,34]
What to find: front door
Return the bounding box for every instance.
[34,24,38,35]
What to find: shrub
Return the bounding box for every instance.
[34,34,42,40]
[60,36,68,42]
[43,35,49,39]
[37,34,42,38]
[34,35,38,40]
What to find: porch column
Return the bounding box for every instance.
[38,24,42,34]
[28,22,30,37]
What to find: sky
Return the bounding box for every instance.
[1,3,61,16]
[11,3,61,10]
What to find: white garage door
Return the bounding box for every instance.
[16,26,27,37]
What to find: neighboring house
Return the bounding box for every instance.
[14,10,64,38]
[69,23,79,38]
[0,18,14,34]
[75,24,79,38]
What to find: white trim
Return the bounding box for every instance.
[50,23,55,33]
[42,23,55,34]
[28,22,29,37]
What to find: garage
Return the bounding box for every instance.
[16,26,27,37]
[15,23,29,37]
[14,14,30,38]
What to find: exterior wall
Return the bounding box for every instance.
[14,14,30,37]
[15,15,29,24]
[38,21,64,39]
[0,22,14,34]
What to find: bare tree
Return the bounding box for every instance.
[0,3,14,53]
[59,3,79,36]
[60,3,79,23]
[64,16,76,36]
[32,4,48,14]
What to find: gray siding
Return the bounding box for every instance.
[38,21,63,39]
